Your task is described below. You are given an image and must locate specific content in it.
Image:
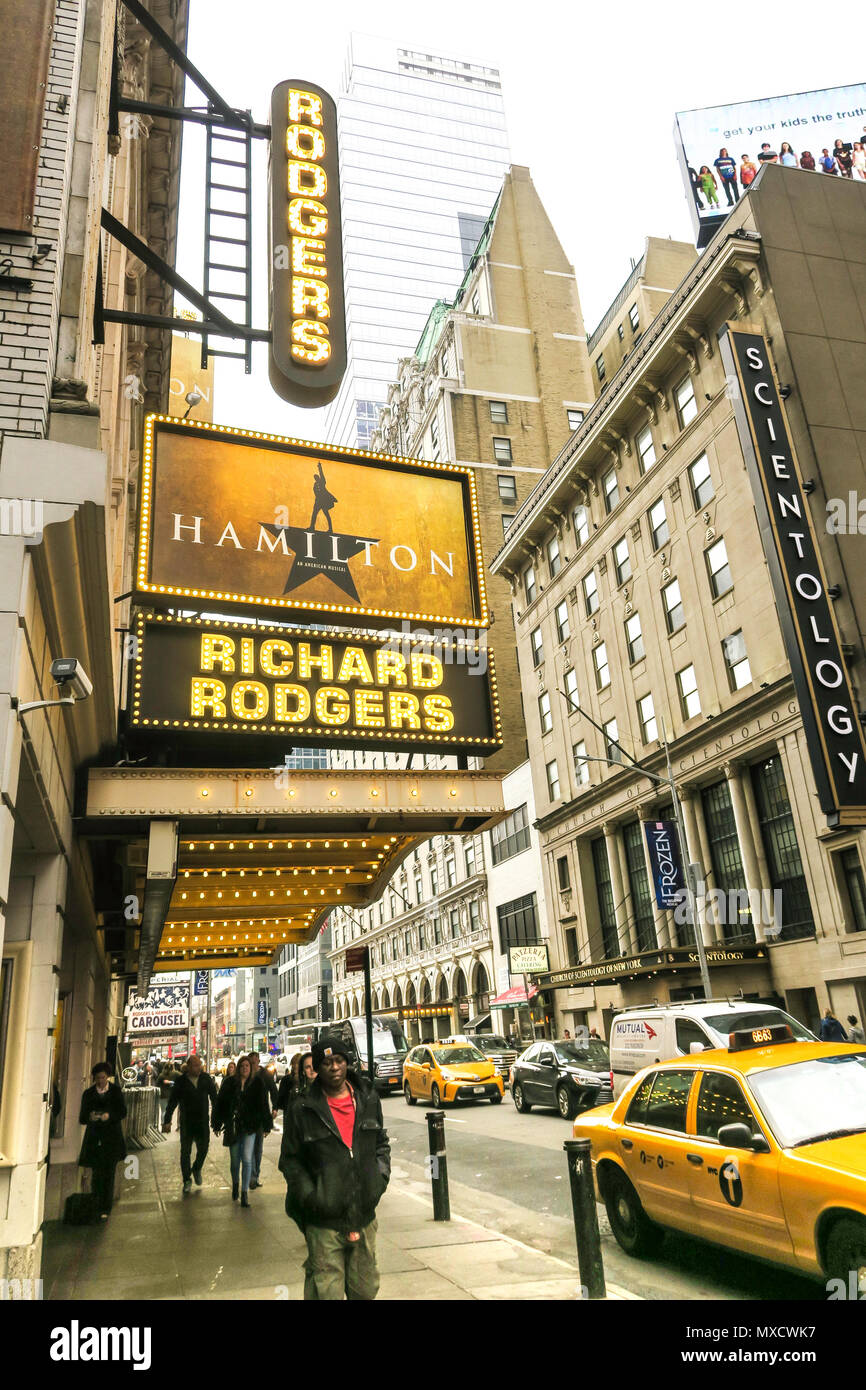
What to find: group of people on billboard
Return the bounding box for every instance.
[689,123,866,214]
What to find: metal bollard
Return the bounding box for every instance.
[563,1138,606,1300]
[425,1110,450,1221]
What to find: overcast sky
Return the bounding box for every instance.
[175,0,859,438]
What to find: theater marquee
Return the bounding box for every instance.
[269,80,347,407]
[135,416,489,627]
[128,612,502,755]
[721,323,866,826]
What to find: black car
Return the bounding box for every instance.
[511,1039,613,1119]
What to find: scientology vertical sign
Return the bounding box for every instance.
[720,323,866,825]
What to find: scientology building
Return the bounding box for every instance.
[492,164,866,1040]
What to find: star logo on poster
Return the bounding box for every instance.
[260,462,379,601]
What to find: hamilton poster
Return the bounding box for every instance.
[135,416,487,626]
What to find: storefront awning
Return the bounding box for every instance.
[465,1013,490,1031]
[490,984,538,1009]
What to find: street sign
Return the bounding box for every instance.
[256,999,267,1026]
[345,945,369,973]
[508,944,550,976]
[193,969,208,996]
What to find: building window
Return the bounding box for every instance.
[617,323,625,341]
[573,739,589,785]
[750,756,814,941]
[547,534,562,577]
[493,436,513,463]
[538,690,553,735]
[404,931,412,956]
[497,893,539,951]
[524,565,536,605]
[567,408,584,431]
[603,468,619,513]
[464,839,476,877]
[723,629,752,691]
[635,693,655,742]
[418,921,427,952]
[636,426,656,474]
[583,569,599,616]
[689,452,714,509]
[445,855,456,888]
[557,855,571,891]
[555,599,570,643]
[675,375,697,427]
[546,759,561,800]
[629,303,640,332]
[430,417,439,456]
[593,641,610,691]
[613,536,631,586]
[448,908,459,940]
[490,803,531,865]
[497,473,517,504]
[472,289,481,316]
[468,900,480,933]
[839,848,866,932]
[502,514,515,537]
[604,718,621,763]
[649,497,669,550]
[564,667,580,711]
[573,504,589,546]
[430,863,439,896]
[625,612,644,664]
[662,578,685,634]
[701,779,752,942]
[489,400,508,423]
[706,537,733,598]
[623,821,657,951]
[677,663,701,719]
[530,628,544,671]
[591,838,620,959]
[596,353,606,383]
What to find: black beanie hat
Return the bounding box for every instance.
[311,1033,351,1070]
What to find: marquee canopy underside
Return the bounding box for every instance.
[83,768,505,983]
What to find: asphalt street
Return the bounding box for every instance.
[379,1090,823,1301]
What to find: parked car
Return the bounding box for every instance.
[403,1042,504,1107]
[511,1038,613,1119]
[441,1034,517,1086]
[609,1000,816,1097]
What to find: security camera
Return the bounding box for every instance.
[50,657,92,702]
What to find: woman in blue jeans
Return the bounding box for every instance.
[213,1055,270,1207]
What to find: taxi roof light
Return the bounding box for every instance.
[728,1023,795,1052]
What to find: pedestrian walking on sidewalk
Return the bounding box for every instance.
[819,1008,848,1042]
[219,1060,236,1088]
[276,1053,303,1113]
[248,1051,277,1189]
[846,1014,865,1043]
[157,1063,175,1126]
[78,1062,127,1221]
[214,1055,271,1207]
[162,1054,219,1193]
[280,1033,390,1300]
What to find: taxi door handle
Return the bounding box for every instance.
[687,1153,704,1166]
[621,1138,633,1151]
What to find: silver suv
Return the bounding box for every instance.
[444,1034,517,1086]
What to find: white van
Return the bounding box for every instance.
[609,999,816,1097]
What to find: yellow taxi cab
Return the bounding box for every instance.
[403,1040,504,1108]
[573,1022,866,1285]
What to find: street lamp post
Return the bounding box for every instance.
[557,689,713,1001]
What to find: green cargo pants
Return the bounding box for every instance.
[303,1218,379,1301]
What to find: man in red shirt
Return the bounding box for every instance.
[280,1033,391,1299]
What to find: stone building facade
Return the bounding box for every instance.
[492,165,866,1041]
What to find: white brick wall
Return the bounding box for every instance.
[0,1,86,442]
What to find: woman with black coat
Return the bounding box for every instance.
[79,1062,127,1220]
[213,1055,271,1207]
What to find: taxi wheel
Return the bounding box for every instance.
[556,1085,576,1121]
[490,1092,503,1104]
[404,1082,416,1106]
[605,1171,664,1258]
[512,1082,531,1113]
[431,1084,443,1108]
[826,1217,866,1284]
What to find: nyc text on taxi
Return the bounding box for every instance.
[573,1025,866,1283]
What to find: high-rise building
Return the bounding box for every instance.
[323,32,510,447]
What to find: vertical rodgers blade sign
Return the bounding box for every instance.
[721,324,866,826]
[269,81,346,407]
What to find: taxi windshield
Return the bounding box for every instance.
[748,1053,866,1147]
[431,1046,485,1065]
[703,1008,814,1042]
[555,1041,610,1068]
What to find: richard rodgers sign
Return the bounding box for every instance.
[135,416,488,628]
[721,324,866,826]
[129,613,502,755]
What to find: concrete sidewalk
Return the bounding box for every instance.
[41,1129,636,1301]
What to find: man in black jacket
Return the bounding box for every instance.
[248,1051,278,1188]
[163,1054,219,1192]
[280,1034,390,1300]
